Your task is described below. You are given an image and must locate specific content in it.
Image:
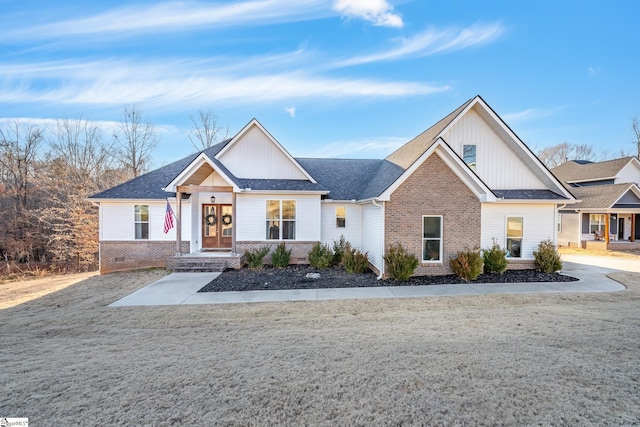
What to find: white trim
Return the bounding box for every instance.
[422,215,443,263]
[215,119,317,183]
[505,215,524,259]
[162,152,240,193]
[335,205,346,228]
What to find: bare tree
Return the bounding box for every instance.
[113,105,159,178]
[0,121,45,262]
[632,115,640,159]
[537,142,602,168]
[187,109,229,151]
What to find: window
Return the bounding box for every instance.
[589,214,605,233]
[506,216,523,258]
[336,206,346,228]
[266,200,296,240]
[422,216,442,262]
[134,205,149,240]
[463,144,476,171]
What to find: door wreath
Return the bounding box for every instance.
[221,213,233,225]
[205,213,217,226]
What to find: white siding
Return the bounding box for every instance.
[320,203,362,248]
[443,108,547,189]
[481,203,556,259]
[235,193,321,241]
[361,202,384,273]
[557,211,580,246]
[617,162,640,185]
[100,201,191,241]
[218,125,308,180]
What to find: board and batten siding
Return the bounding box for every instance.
[217,125,308,180]
[100,201,191,241]
[617,161,640,185]
[320,203,362,248]
[443,108,547,190]
[360,202,384,274]
[235,193,321,241]
[481,203,556,259]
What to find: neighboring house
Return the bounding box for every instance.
[551,157,640,247]
[89,96,575,276]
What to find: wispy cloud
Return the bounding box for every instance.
[0,58,449,109]
[503,105,569,122]
[3,0,330,40]
[332,0,403,28]
[284,107,296,118]
[335,23,504,67]
[301,136,409,158]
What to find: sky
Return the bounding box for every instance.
[1,0,639,168]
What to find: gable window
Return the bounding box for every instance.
[266,200,296,240]
[422,216,442,262]
[506,216,523,258]
[589,214,606,233]
[336,206,346,228]
[463,144,476,171]
[134,205,149,240]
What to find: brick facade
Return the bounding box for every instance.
[100,241,190,274]
[385,153,481,276]
[236,241,316,265]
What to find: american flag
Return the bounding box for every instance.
[163,200,175,234]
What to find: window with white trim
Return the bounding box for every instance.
[336,206,346,228]
[589,214,605,233]
[134,205,149,240]
[463,144,476,171]
[422,215,442,262]
[266,200,296,240]
[506,216,523,258]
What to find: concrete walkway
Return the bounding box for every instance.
[109,258,628,307]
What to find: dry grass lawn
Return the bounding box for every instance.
[1,267,640,425]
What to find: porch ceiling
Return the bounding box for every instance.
[182,163,214,186]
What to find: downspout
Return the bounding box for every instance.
[372,199,385,280]
[555,203,566,245]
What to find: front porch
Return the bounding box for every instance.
[167,250,244,272]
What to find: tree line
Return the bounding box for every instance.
[0,106,226,274]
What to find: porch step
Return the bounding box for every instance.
[166,254,245,272]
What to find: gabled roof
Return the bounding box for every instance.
[551,157,638,184]
[567,183,640,210]
[385,98,473,169]
[295,158,403,200]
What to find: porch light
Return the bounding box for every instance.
[210,195,216,203]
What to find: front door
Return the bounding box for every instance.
[202,204,233,249]
[618,217,625,239]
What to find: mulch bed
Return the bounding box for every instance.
[198,265,578,293]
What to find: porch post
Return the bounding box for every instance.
[632,214,636,243]
[232,191,237,254]
[605,213,610,245]
[176,191,182,254]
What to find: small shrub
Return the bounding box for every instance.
[308,242,334,269]
[245,246,270,269]
[534,239,562,273]
[450,247,483,281]
[343,243,370,274]
[270,242,291,268]
[384,243,418,281]
[483,239,507,274]
[332,235,348,265]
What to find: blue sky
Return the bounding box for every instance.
[1,0,639,167]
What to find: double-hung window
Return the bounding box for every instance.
[506,216,523,258]
[589,214,605,233]
[266,200,296,240]
[336,206,346,228]
[422,216,442,262]
[134,205,149,240]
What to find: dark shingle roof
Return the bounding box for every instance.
[235,179,326,192]
[295,158,404,200]
[567,183,640,209]
[493,189,569,200]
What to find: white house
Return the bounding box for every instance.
[89,96,575,276]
